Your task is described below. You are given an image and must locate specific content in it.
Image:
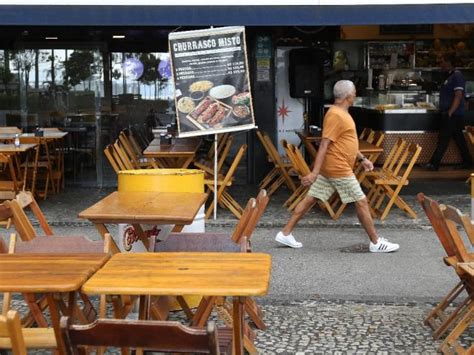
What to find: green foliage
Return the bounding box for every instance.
[63,50,95,87]
[138,53,161,85]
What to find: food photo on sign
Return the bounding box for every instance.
[169,26,255,137]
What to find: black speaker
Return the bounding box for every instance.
[289,48,323,99]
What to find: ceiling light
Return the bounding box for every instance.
[45,37,58,40]
[113,35,125,39]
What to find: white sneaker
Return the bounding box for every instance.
[275,231,302,248]
[369,237,399,253]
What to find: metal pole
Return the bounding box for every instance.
[214,133,218,220]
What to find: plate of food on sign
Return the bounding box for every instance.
[231,92,252,121]
[186,96,232,130]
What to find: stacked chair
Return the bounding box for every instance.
[194,135,247,219]
[365,138,421,220]
[417,193,473,354]
[256,130,296,197]
[104,129,155,174]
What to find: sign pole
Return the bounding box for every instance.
[214,133,218,220]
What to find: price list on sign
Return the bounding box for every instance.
[169,26,255,137]
[256,35,272,82]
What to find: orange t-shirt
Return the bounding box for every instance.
[319,105,358,178]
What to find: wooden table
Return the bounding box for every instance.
[21,132,68,140]
[143,137,201,168]
[0,253,110,354]
[82,252,272,355]
[78,191,208,253]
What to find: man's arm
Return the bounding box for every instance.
[301,138,331,186]
[448,90,463,117]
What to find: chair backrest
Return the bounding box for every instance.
[2,200,37,241]
[236,189,270,243]
[417,193,457,258]
[440,203,474,263]
[295,131,318,161]
[112,141,135,170]
[216,135,234,174]
[282,140,310,177]
[371,131,385,147]
[118,131,140,165]
[359,128,373,141]
[382,138,407,171]
[60,317,219,355]
[393,142,422,181]
[207,132,230,161]
[466,125,474,146]
[16,191,53,236]
[230,197,257,243]
[104,144,122,174]
[0,310,27,355]
[218,144,247,191]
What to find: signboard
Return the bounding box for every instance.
[275,47,305,156]
[169,26,255,138]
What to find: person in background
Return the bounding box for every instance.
[424,53,472,171]
[275,80,399,253]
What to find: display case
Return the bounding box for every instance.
[367,42,415,70]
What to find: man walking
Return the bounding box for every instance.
[275,80,399,253]
[425,53,472,171]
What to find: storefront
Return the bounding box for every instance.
[0,1,474,186]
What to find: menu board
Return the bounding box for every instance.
[169,26,255,138]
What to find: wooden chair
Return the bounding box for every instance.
[204,144,247,219]
[465,125,474,146]
[0,310,57,354]
[438,203,474,354]
[354,131,385,184]
[366,141,421,220]
[206,132,230,161]
[60,317,220,355]
[295,131,319,162]
[118,130,153,169]
[42,128,65,192]
[0,153,23,201]
[19,136,54,199]
[282,140,343,219]
[417,193,473,341]
[256,130,296,196]
[104,144,123,174]
[195,135,234,176]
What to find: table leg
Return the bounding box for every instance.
[46,293,67,355]
[171,224,184,233]
[131,224,149,250]
[232,296,244,355]
[94,223,120,254]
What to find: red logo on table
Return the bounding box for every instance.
[122,225,160,252]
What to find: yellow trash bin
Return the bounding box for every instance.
[118,168,205,309]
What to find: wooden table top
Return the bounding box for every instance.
[458,262,474,277]
[21,132,68,140]
[0,253,110,293]
[144,138,201,157]
[78,191,208,225]
[82,252,272,297]
[0,143,37,153]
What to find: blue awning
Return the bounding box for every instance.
[0,4,473,26]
